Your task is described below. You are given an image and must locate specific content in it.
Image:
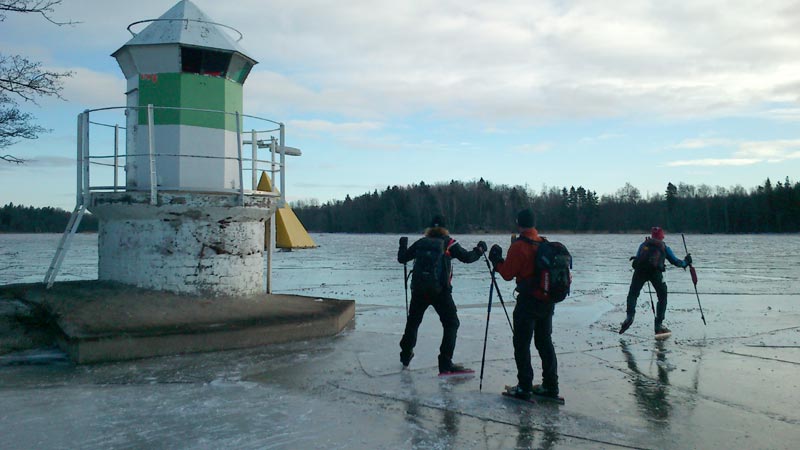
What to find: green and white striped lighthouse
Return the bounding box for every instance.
[70,0,281,296]
[112,0,257,191]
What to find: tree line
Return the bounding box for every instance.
[0,203,97,233]
[292,177,800,234]
[2,177,796,234]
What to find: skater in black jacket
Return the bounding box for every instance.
[398,215,486,375]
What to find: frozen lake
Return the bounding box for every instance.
[3,232,799,301]
[1,232,800,449]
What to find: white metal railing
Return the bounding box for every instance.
[76,104,289,207]
[47,105,290,290]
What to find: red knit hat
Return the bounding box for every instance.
[651,227,665,240]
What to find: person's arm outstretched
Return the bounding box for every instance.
[665,245,691,268]
[449,240,487,264]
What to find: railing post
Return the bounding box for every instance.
[251,129,257,191]
[236,111,244,206]
[270,137,276,190]
[279,123,286,207]
[76,114,83,206]
[266,214,274,294]
[147,104,157,205]
[113,123,119,192]
[82,111,90,206]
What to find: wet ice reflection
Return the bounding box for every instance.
[1,233,800,448]
[621,340,672,422]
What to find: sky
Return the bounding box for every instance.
[1,0,799,210]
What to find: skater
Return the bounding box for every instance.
[489,209,561,401]
[620,227,692,337]
[397,215,486,375]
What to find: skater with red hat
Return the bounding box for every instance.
[620,227,692,338]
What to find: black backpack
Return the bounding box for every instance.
[411,237,451,295]
[519,237,573,303]
[635,238,665,272]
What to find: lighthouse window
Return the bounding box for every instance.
[228,59,253,84]
[181,47,232,78]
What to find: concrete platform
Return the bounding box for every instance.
[0,281,354,363]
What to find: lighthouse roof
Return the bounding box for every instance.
[113,0,253,59]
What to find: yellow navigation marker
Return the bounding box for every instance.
[257,172,316,249]
[257,171,279,194]
[275,207,316,249]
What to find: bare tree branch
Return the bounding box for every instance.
[0,55,72,103]
[1,0,74,162]
[1,104,49,147]
[0,1,77,26]
[1,154,25,163]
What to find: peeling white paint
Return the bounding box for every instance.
[93,193,273,296]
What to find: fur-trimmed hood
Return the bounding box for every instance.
[424,226,449,238]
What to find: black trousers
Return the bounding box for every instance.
[626,269,668,327]
[513,296,558,391]
[399,289,460,369]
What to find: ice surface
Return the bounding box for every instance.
[1,233,799,449]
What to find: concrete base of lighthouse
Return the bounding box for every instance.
[0,281,355,364]
[90,191,274,296]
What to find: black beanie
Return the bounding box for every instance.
[516,209,535,228]
[429,215,446,228]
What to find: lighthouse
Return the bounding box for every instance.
[85,0,275,296]
[31,0,354,364]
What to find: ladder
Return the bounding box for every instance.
[43,204,87,288]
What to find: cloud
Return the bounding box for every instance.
[7,0,800,124]
[666,158,760,167]
[513,142,551,153]
[482,126,508,134]
[666,138,800,166]
[581,132,623,142]
[288,119,383,134]
[36,66,125,109]
[243,71,323,117]
[674,138,735,149]
[61,68,124,106]
[218,0,800,122]
[736,140,800,162]
[23,156,76,168]
[294,182,383,190]
[758,107,800,122]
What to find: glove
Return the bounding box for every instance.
[399,236,408,250]
[489,244,504,266]
[476,241,487,254]
[684,254,692,266]
[629,256,637,270]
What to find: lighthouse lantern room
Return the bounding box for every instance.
[111,0,257,191]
